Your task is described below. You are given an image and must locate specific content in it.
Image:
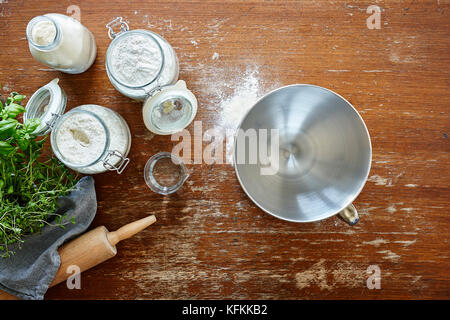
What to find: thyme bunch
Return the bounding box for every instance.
[0,88,78,258]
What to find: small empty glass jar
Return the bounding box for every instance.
[105,17,179,101]
[26,13,97,74]
[24,79,131,175]
[144,152,190,195]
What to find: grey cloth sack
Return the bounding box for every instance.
[0,176,97,300]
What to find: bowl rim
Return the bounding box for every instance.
[233,84,373,223]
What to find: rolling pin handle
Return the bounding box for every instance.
[107,215,157,246]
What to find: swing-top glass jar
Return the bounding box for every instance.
[26,13,97,74]
[105,18,198,135]
[24,79,131,175]
[105,17,179,101]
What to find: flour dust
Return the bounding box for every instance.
[195,64,281,164]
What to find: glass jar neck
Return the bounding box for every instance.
[26,15,62,51]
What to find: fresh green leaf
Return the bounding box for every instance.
[0,141,14,155]
[0,118,18,139]
[23,118,40,134]
[4,103,25,118]
[0,118,17,130]
[17,138,30,151]
[12,95,26,103]
[0,89,78,258]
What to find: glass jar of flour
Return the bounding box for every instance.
[24,79,131,174]
[26,14,97,74]
[105,17,197,135]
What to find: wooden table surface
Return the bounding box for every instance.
[0,0,449,300]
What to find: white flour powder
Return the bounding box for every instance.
[108,31,179,101]
[194,65,268,130]
[110,33,163,87]
[195,64,281,164]
[220,68,263,163]
[218,68,262,130]
[56,112,107,166]
[55,105,130,174]
[31,20,56,46]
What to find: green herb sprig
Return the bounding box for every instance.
[0,88,78,258]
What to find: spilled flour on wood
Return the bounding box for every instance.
[196,64,280,164]
[217,66,262,131]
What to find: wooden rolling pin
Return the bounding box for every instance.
[0,215,156,300]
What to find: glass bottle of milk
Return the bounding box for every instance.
[26,14,97,74]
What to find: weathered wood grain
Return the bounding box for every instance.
[0,0,448,299]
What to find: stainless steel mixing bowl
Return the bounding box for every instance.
[234,84,372,224]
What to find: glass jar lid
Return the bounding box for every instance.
[142,80,198,135]
[24,78,67,136]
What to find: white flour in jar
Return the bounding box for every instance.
[31,20,56,45]
[155,33,178,87]
[55,112,107,166]
[55,105,130,174]
[108,30,179,100]
[110,33,163,87]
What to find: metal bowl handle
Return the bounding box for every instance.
[338,203,359,225]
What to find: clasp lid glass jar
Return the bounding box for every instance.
[105,17,180,101]
[105,17,197,135]
[23,78,131,175]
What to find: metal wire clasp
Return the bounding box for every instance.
[102,150,130,174]
[46,113,61,129]
[143,78,164,98]
[106,17,129,40]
